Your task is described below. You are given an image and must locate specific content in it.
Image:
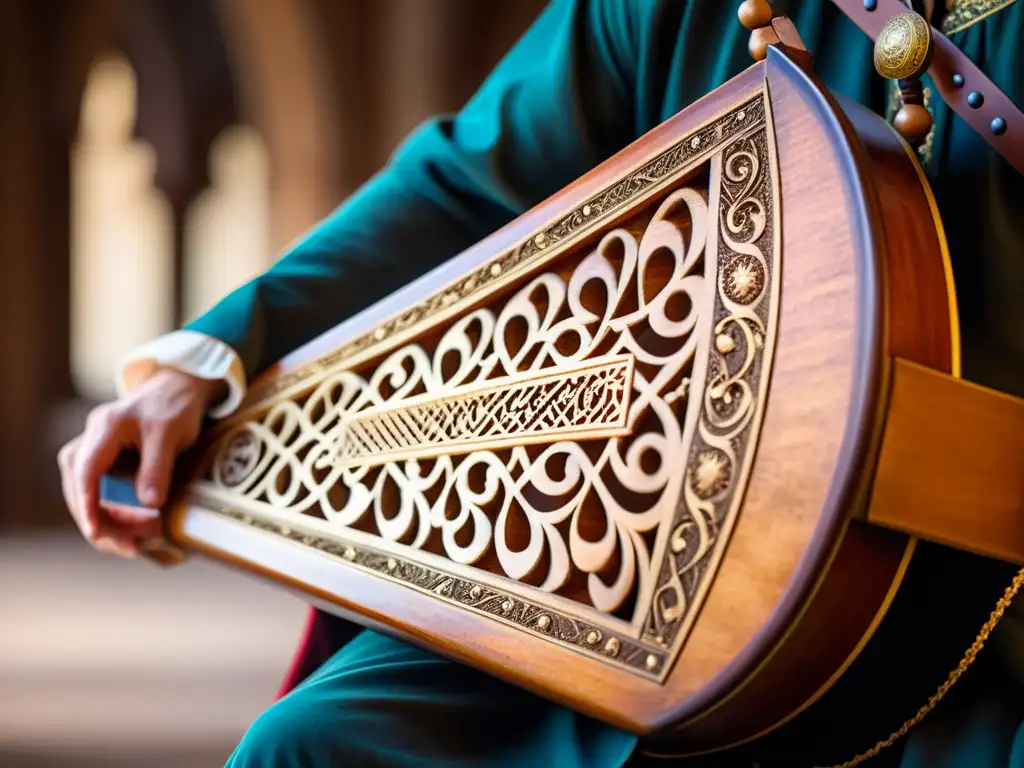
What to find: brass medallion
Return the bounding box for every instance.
[874,12,934,81]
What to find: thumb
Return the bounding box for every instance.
[135,427,179,509]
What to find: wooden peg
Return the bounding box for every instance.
[749,26,781,62]
[893,103,933,145]
[738,0,773,30]
[770,17,812,67]
[873,11,935,147]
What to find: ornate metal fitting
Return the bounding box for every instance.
[873,11,934,81]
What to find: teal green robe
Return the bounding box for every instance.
[199,1,1024,765]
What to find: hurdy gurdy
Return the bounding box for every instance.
[109,6,1024,766]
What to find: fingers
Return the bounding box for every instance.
[58,438,82,531]
[73,405,135,542]
[105,503,160,525]
[91,521,140,559]
[58,371,210,560]
[136,423,179,509]
[60,420,157,559]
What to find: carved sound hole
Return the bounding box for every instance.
[207,173,711,622]
[217,432,260,487]
[201,100,778,674]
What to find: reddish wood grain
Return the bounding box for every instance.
[164,45,958,755]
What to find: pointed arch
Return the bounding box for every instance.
[70,53,175,400]
[212,0,343,253]
[183,125,272,322]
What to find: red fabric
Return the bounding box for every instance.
[275,607,366,699]
[275,608,328,699]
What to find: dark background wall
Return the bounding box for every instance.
[0,4,548,765]
[0,0,548,533]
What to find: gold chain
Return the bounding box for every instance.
[825,567,1024,768]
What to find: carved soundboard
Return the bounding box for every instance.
[185,92,781,683]
[155,38,1024,762]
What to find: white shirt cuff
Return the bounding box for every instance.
[115,330,247,419]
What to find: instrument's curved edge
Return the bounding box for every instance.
[896,127,960,377]
[650,52,963,759]
[222,66,772,427]
[645,47,892,741]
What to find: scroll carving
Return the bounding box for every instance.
[190,94,779,680]
[645,130,778,656]
[204,186,711,615]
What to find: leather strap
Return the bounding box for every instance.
[829,0,1024,176]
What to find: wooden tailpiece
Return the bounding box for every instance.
[867,359,1024,563]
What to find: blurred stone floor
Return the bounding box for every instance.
[0,530,308,767]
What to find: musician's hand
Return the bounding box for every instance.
[57,368,226,558]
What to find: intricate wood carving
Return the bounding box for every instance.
[188,92,780,680]
[644,126,780,657]
[323,354,636,469]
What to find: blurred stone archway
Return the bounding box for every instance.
[0,0,546,530]
[212,0,341,253]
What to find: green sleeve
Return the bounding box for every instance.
[185,0,640,379]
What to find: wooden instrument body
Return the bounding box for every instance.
[153,47,1022,760]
